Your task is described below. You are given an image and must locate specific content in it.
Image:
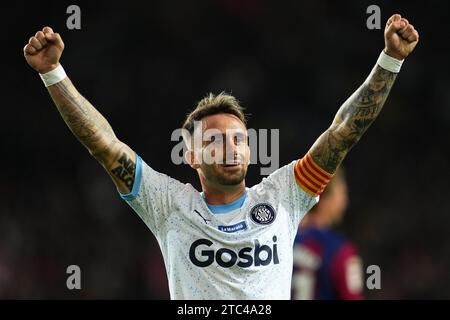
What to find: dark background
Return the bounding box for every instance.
[1,0,449,299]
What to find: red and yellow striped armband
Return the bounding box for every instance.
[294,153,333,197]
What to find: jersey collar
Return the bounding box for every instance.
[201,190,248,214]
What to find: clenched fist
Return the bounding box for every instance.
[384,14,419,60]
[23,26,64,74]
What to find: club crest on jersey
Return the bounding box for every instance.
[250,203,276,225]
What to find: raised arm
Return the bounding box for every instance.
[23,26,136,194]
[309,14,419,174]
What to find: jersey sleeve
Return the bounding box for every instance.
[330,243,364,300]
[262,152,333,230]
[117,154,189,238]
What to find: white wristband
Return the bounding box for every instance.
[39,64,67,87]
[376,51,404,73]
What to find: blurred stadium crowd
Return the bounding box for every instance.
[1,0,449,298]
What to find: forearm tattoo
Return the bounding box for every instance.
[310,65,397,173]
[48,78,117,157]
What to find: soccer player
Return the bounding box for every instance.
[23,14,418,299]
[292,169,364,300]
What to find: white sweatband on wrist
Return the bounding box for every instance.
[39,64,67,87]
[376,51,404,73]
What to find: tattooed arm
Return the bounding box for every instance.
[24,26,136,193]
[47,78,136,193]
[309,65,396,173]
[308,14,419,174]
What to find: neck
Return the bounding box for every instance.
[202,182,246,205]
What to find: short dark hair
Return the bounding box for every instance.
[182,92,247,136]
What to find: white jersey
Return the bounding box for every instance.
[119,154,329,300]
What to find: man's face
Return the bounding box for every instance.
[189,113,250,187]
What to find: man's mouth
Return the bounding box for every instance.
[221,163,241,168]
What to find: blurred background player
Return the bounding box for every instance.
[292,169,364,300]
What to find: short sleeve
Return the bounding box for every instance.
[118,154,189,238]
[262,153,333,228]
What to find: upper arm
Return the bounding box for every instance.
[92,138,137,194]
[295,122,350,197]
[307,122,354,175]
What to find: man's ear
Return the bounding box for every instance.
[185,150,200,169]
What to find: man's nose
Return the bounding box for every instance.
[224,136,238,158]
[225,135,239,149]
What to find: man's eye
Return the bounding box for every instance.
[205,135,221,146]
[234,136,246,144]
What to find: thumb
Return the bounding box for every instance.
[385,16,407,37]
[45,32,64,48]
